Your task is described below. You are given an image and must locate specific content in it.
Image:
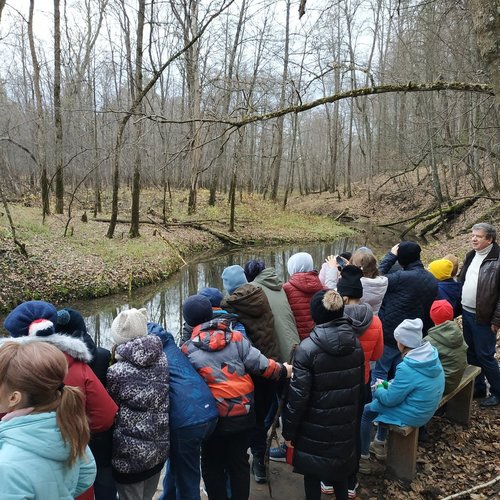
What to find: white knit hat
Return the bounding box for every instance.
[394,318,423,349]
[111,308,148,345]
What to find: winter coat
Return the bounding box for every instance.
[283,271,324,341]
[179,308,246,346]
[0,412,96,499]
[344,304,384,383]
[458,243,500,325]
[436,279,463,318]
[107,335,169,483]
[221,283,280,360]
[148,322,218,431]
[424,321,467,394]
[378,253,438,348]
[251,267,300,362]
[182,318,286,435]
[360,276,388,315]
[282,318,364,480]
[0,334,118,433]
[370,342,445,427]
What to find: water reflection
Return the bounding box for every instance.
[1,225,401,349]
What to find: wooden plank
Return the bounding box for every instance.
[439,365,481,407]
[386,427,418,481]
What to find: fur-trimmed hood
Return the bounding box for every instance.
[0,333,93,363]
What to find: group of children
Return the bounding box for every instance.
[0,244,468,500]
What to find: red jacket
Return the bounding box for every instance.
[283,271,324,341]
[358,315,384,384]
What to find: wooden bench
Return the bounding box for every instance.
[384,364,481,482]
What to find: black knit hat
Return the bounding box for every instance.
[183,295,214,327]
[397,241,421,267]
[310,290,344,325]
[337,265,364,299]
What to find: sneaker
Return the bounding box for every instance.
[320,481,334,495]
[348,481,359,499]
[479,394,500,407]
[251,456,267,484]
[369,439,387,460]
[269,443,287,462]
[358,455,372,475]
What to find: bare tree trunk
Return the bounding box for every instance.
[54,0,64,214]
[28,0,50,219]
[270,0,290,202]
[129,0,146,238]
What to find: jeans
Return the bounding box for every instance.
[462,309,500,397]
[371,344,402,384]
[360,403,387,456]
[201,429,252,500]
[161,418,217,500]
[304,475,348,500]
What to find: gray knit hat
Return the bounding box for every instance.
[111,308,148,345]
[394,318,423,348]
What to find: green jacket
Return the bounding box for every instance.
[252,267,300,362]
[423,320,467,394]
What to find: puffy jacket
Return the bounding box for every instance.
[360,276,388,315]
[148,322,218,431]
[424,321,467,394]
[282,318,364,480]
[370,342,445,427]
[436,279,463,318]
[378,253,438,347]
[0,335,118,433]
[221,283,280,360]
[251,267,300,362]
[344,304,384,383]
[458,243,500,325]
[107,335,169,482]
[0,412,96,499]
[283,271,324,341]
[182,318,286,435]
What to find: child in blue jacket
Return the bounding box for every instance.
[359,318,445,474]
[149,321,219,500]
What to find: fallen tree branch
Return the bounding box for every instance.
[441,474,500,499]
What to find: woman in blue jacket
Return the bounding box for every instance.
[149,321,218,500]
[359,318,445,474]
[0,341,96,499]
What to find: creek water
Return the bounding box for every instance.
[47,222,400,349]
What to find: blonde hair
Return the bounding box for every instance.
[0,342,90,465]
[322,290,344,311]
[443,254,459,278]
[350,249,379,279]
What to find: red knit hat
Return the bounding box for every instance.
[430,299,453,325]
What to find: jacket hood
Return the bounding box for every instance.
[223,283,267,317]
[190,318,234,352]
[425,321,464,349]
[309,318,357,356]
[252,267,283,291]
[287,271,323,295]
[404,341,442,377]
[344,304,373,336]
[0,412,71,462]
[0,333,92,363]
[115,334,163,367]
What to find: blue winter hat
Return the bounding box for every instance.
[56,308,87,335]
[4,300,58,338]
[199,287,224,307]
[183,295,214,327]
[222,265,248,295]
[244,259,265,282]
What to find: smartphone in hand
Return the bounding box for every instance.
[336,255,347,268]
